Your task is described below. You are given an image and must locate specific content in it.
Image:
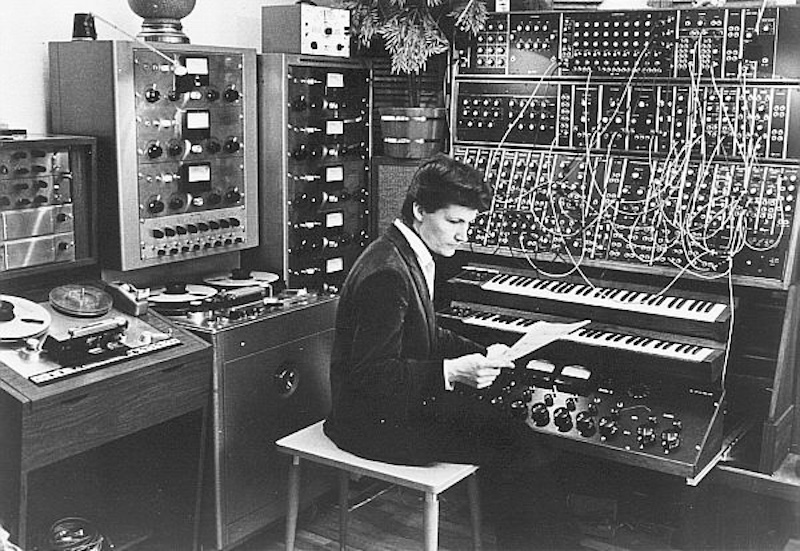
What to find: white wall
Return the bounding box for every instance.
[0,1,291,134]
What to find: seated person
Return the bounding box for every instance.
[324,154,576,549]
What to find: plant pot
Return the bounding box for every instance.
[127,0,197,43]
[379,107,447,159]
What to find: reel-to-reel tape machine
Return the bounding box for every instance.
[0,288,181,386]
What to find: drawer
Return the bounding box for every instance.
[21,356,211,471]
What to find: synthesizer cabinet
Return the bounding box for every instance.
[243,54,372,293]
[49,41,259,271]
[442,6,800,479]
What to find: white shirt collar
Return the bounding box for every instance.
[394,219,435,298]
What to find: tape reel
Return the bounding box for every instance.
[204,270,279,288]
[0,295,52,341]
[149,283,218,304]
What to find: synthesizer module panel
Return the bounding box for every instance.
[452,7,800,288]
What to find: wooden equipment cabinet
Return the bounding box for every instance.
[0,310,212,549]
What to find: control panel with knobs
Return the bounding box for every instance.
[456,359,725,480]
[49,41,259,270]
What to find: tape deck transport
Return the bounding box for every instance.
[0,286,180,386]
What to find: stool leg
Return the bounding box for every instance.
[423,492,439,551]
[467,474,483,551]
[339,471,350,551]
[285,455,301,551]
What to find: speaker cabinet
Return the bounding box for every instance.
[371,157,421,237]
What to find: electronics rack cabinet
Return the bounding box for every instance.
[243,53,372,293]
[448,7,800,475]
[48,41,258,271]
[192,296,338,551]
[0,135,96,281]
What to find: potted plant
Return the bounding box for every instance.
[340,0,490,158]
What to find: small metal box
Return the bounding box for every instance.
[262,4,351,58]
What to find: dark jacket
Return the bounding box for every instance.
[324,224,485,465]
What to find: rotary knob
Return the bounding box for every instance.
[148,198,165,214]
[225,188,242,204]
[597,416,619,440]
[224,88,241,102]
[661,428,681,453]
[169,196,185,210]
[636,423,657,448]
[509,399,528,420]
[292,96,308,111]
[223,138,241,154]
[530,402,550,427]
[206,138,222,154]
[167,140,183,157]
[543,393,555,407]
[576,411,596,437]
[553,407,573,432]
[292,144,309,160]
[144,88,161,103]
[147,143,164,159]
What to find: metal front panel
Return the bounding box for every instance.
[0,138,88,276]
[204,297,338,550]
[49,41,258,271]
[221,328,334,545]
[245,54,372,293]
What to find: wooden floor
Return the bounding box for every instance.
[237,480,499,551]
[227,471,798,551]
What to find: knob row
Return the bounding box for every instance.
[153,236,245,257]
[150,217,241,239]
[143,87,241,103]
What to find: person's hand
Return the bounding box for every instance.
[444,353,513,389]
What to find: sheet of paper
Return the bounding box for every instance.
[495,319,591,362]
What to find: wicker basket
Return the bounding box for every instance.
[379,107,447,159]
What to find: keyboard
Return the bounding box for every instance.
[480,273,728,324]
[460,310,717,362]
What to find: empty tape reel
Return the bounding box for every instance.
[149,283,218,304]
[0,295,52,341]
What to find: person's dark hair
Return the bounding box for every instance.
[400,153,492,225]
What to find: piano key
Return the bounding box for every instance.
[480,275,727,323]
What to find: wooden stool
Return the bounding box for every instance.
[276,420,482,551]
